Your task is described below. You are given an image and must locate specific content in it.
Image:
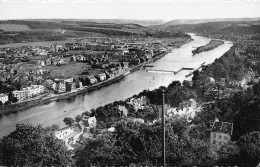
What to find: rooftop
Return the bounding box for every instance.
[0,93,8,97]
[211,121,233,135]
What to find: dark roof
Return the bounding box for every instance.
[211,121,233,135]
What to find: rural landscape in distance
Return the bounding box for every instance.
[0,0,260,166]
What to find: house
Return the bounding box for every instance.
[86,75,98,85]
[98,73,106,81]
[0,93,8,104]
[44,79,54,89]
[64,78,73,83]
[13,90,26,101]
[55,124,83,150]
[179,98,197,110]
[37,60,45,66]
[12,85,44,101]
[88,116,97,128]
[244,68,255,83]
[118,105,128,116]
[210,118,233,151]
[76,55,86,62]
[108,127,115,132]
[126,96,149,111]
[57,81,66,93]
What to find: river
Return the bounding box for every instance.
[0,34,233,138]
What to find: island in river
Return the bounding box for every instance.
[192,39,224,55]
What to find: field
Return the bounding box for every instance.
[0,24,31,31]
[42,62,105,79]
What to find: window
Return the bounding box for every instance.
[213,139,216,144]
[219,134,222,139]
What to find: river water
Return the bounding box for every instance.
[0,34,233,138]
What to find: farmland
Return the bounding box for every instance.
[42,62,105,79]
[0,24,31,31]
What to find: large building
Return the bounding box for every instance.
[12,85,45,101]
[210,118,233,151]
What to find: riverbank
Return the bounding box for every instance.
[0,51,168,116]
[192,40,224,55]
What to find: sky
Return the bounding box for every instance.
[0,0,260,21]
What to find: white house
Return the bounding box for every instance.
[55,124,83,150]
[88,116,97,129]
[13,85,45,101]
[0,93,8,104]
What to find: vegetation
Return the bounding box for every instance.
[74,117,214,166]
[1,20,260,166]
[158,20,260,36]
[192,40,224,55]
[0,124,74,166]
[0,20,191,44]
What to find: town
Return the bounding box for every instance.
[0,36,191,107]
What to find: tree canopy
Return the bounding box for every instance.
[0,124,74,166]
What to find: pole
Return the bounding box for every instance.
[162,90,166,167]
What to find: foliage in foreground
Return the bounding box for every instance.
[74,117,214,166]
[0,124,74,166]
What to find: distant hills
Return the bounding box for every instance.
[150,18,260,36]
[156,17,260,27]
[1,18,260,43]
[18,19,165,26]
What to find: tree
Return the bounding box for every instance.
[63,117,74,126]
[11,97,18,103]
[233,97,260,140]
[75,114,82,123]
[0,124,74,166]
[0,101,3,106]
[216,142,241,165]
[46,124,60,131]
[237,131,260,165]
[74,118,213,166]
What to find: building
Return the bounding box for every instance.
[12,85,45,101]
[57,81,66,93]
[55,124,83,150]
[13,90,26,101]
[98,73,106,81]
[0,93,8,104]
[86,75,98,85]
[87,116,97,128]
[210,118,233,151]
[179,98,197,109]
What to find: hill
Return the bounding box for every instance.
[151,18,260,36]
[151,17,260,28]
[19,19,165,26]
